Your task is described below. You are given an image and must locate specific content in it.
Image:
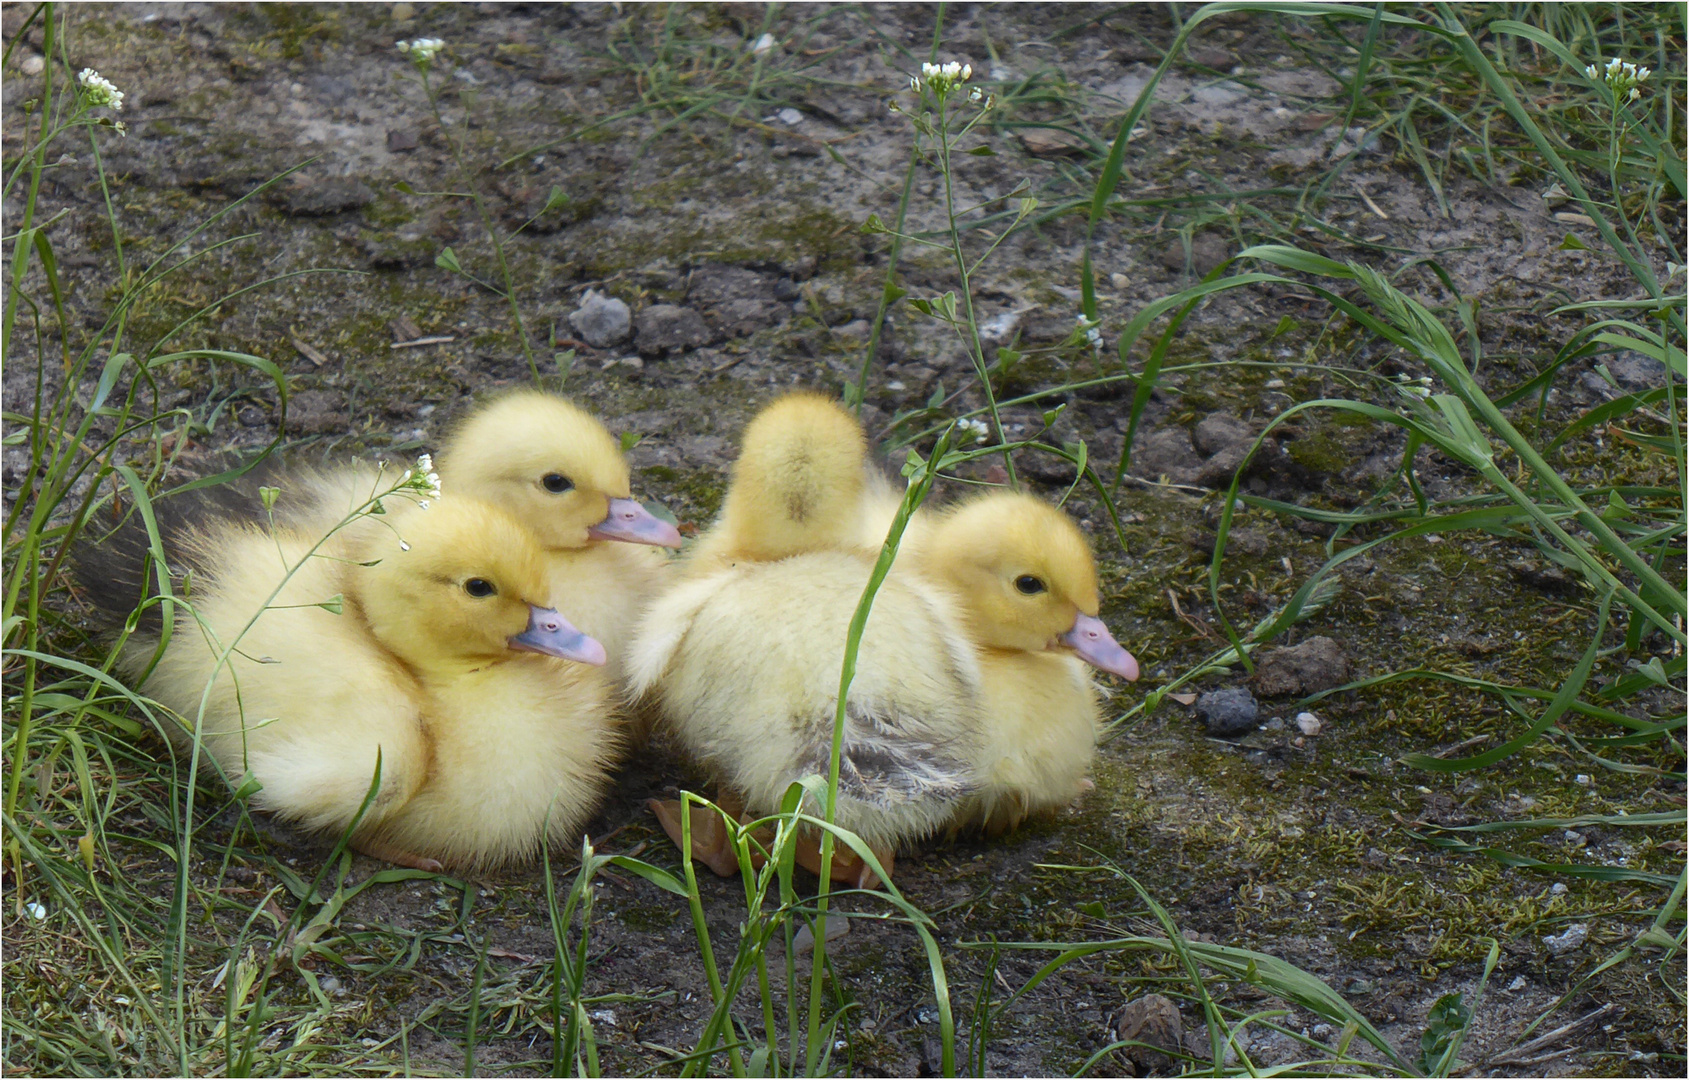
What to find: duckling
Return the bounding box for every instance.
[629,393,983,886]
[910,491,1140,835]
[83,495,620,873]
[435,390,682,687]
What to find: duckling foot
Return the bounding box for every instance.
[647,798,745,878]
[791,835,893,890]
[353,837,445,874]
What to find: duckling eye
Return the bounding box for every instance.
[542,473,574,494]
[1014,575,1046,595]
[464,578,497,598]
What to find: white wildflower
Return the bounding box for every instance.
[957,417,991,444]
[1076,314,1103,349]
[1588,56,1650,101]
[77,68,124,111]
[911,59,972,95]
[397,38,445,63]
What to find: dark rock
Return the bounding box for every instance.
[1129,428,1202,485]
[1186,45,1238,69]
[285,390,348,436]
[788,254,817,281]
[282,178,374,217]
[1160,233,1230,277]
[1605,351,1668,391]
[687,265,784,338]
[1192,413,1255,456]
[634,304,709,356]
[1253,636,1349,697]
[1196,443,1253,489]
[1509,558,1579,597]
[1195,686,1259,735]
[569,289,632,348]
[1111,994,1185,1076]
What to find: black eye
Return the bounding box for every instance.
[464,578,496,598]
[1014,575,1046,595]
[542,474,574,494]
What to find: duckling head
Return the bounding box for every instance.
[359,497,608,671]
[437,390,681,551]
[714,392,869,561]
[921,492,1139,680]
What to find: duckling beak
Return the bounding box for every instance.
[509,605,608,666]
[1061,612,1140,680]
[588,497,684,548]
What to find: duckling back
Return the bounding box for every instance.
[688,392,872,570]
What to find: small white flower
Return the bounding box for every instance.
[957,417,991,444]
[1590,56,1650,101]
[911,58,973,95]
[398,38,444,63]
[77,68,124,111]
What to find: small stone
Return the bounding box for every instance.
[1311,1023,1335,1041]
[634,304,709,356]
[386,128,419,153]
[1506,976,1527,991]
[1294,711,1323,737]
[1542,923,1588,955]
[1192,413,1255,456]
[569,289,632,348]
[25,901,46,920]
[1019,128,1085,157]
[1110,994,1184,1076]
[286,389,349,435]
[1252,636,1349,698]
[1264,378,1285,389]
[1110,272,1130,289]
[1550,882,1569,896]
[776,107,803,125]
[320,975,343,994]
[390,1,415,20]
[833,319,871,340]
[1574,774,1592,786]
[282,177,375,217]
[1261,716,1286,733]
[21,53,44,76]
[1195,686,1259,736]
[792,913,849,955]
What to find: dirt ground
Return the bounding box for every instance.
[2,2,1684,1076]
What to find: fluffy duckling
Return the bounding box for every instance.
[629,393,983,886]
[909,492,1140,835]
[435,391,682,687]
[258,391,682,687]
[84,495,620,873]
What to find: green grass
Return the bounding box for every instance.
[4,2,1684,1076]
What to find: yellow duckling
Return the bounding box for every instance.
[271,390,682,687]
[910,492,1140,835]
[86,496,619,873]
[629,393,983,886]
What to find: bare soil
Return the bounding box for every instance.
[2,3,1683,1076]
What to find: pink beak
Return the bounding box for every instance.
[1061,612,1140,680]
[588,497,683,548]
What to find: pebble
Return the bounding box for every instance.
[1295,711,1323,736]
[21,54,44,75]
[569,289,632,347]
[1542,923,1588,955]
[1195,686,1259,735]
[792,913,849,955]
[1574,774,1592,786]
[1507,976,1527,991]
[1310,1023,1335,1040]
[25,901,46,920]
[1550,882,1568,896]
[320,975,343,994]
[776,107,803,125]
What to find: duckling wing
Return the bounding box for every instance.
[800,700,976,808]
